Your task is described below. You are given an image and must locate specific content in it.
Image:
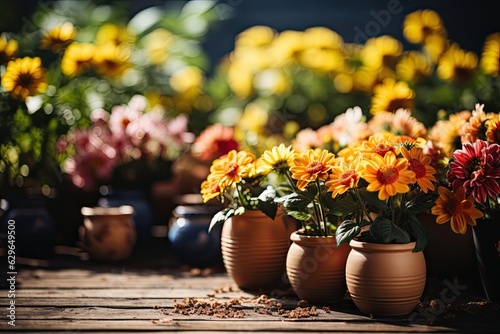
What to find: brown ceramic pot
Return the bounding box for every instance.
[286,231,351,305]
[346,240,426,316]
[80,206,136,261]
[221,209,291,290]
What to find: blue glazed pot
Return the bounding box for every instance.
[2,196,56,259]
[168,203,222,268]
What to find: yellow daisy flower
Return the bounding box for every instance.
[209,150,256,190]
[40,22,76,53]
[480,33,500,76]
[361,35,402,70]
[403,9,445,44]
[428,110,472,158]
[362,151,415,201]
[325,156,363,199]
[437,44,478,82]
[0,34,18,64]
[423,34,448,64]
[200,176,222,203]
[61,42,95,76]
[1,57,47,100]
[486,115,500,144]
[431,186,483,234]
[235,25,276,48]
[370,78,415,115]
[93,42,131,78]
[95,23,135,46]
[359,133,397,158]
[143,28,174,65]
[260,144,295,174]
[400,146,436,193]
[290,149,336,190]
[396,51,432,82]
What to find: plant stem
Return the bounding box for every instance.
[354,189,375,224]
[315,179,327,237]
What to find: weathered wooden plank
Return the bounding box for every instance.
[0,319,457,332]
[12,306,370,322]
[15,288,255,299]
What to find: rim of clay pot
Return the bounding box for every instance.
[349,239,417,251]
[81,205,134,217]
[290,230,338,245]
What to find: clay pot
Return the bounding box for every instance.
[80,206,136,261]
[346,240,426,316]
[286,231,351,305]
[221,210,291,290]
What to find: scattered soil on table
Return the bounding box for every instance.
[161,298,245,318]
[278,306,318,318]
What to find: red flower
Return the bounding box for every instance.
[447,140,500,203]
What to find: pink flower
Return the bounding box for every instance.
[109,104,141,136]
[448,140,500,203]
[292,128,323,153]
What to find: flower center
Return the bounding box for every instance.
[339,169,357,186]
[409,158,426,178]
[306,161,326,175]
[18,73,34,88]
[374,143,395,157]
[225,163,239,177]
[377,165,399,185]
[386,98,413,113]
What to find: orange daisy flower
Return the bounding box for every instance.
[200,176,222,203]
[362,151,415,200]
[209,150,256,190]
[486,115,500,144]
[400,146,436,192]
[290,149,336,190]
[359,133,398,158]
[431,186,483,234]
[325,156,363,198]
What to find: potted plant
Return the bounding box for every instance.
[331,132,439,316]
[202,147,294,290]
[431,104,500,302]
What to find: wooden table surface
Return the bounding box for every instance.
[1,245,499,333]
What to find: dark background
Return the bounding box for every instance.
[1,0,500,70]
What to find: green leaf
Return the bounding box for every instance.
[287,211,312,221]
[407,192,439,214]
[358,188,388,211]
[275,192,312,209]
[406,212,430,252]
[369,217,411,244]
[328,196,358,216]
[208,208,234,233]
[335,220,361,246]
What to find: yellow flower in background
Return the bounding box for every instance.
[480,33,500,76]
[0,34,18,64]
[95,23,135,46]
[362,151,415,201]
[227,61,254,98]
[370,78,415,115]
[93,42,131,78]
[428,110,471,157]
[431,186,483,234]
[486,115,500,144]
[352,68,379,92]
[400,146,436,193]
[326,156,363,198]
[143,28,174,65]
[61,42,95,76]
[290,149,336,190]
[236,102,268,135]
[403,9,445,44]
[298,48,344,73]
[269,30,304,66]
[170,66,204,97]
[260,144,295,174]
[437,44,477,82]
[303,27,343,50]
[361,35,402,70]
[235,25,275,48]
[1,57,47,100]
[40,22,76,53]
[396,51,432,82]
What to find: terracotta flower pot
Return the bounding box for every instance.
[286,231,351,305]
[80,206,136,261]
[221,209,291,290]
[346,240,426,316]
